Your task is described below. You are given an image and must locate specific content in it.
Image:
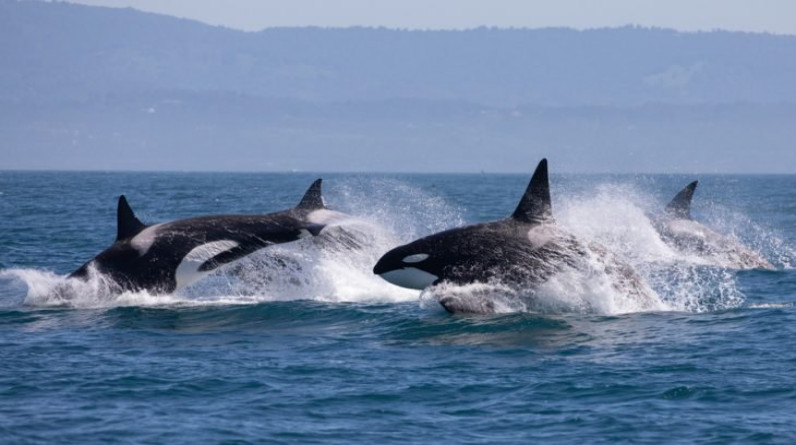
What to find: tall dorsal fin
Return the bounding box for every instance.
[116,195,146,241]
[665,180,698,220]
[295,178,325,210]
[511,158,553,224]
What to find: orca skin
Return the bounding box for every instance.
[655,181,775,270]
[373,159,658,314]
[70,179,347,293]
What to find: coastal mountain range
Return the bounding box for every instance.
[2,0,795,172]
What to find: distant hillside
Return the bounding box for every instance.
[1,0,795,173]
[3,0,796,107]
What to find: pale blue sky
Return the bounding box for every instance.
[65,0,796,34]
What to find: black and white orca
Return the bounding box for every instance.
[70,179,348,293]
[373,159,658,313]
[654,181,774,270]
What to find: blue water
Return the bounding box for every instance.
[2,171,795,443]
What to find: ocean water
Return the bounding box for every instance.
[1,171,795,443]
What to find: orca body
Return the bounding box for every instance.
[373,159,657,314]
[70,179,346,293]
[655,181,774,270]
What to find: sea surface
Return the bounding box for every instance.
[1,171,795,443]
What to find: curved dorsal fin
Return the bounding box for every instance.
[296,178,325,210]
[511,158,553,224]
[665,180,698,220]
[116,195,146,241]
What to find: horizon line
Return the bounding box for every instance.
[2,168,793,176]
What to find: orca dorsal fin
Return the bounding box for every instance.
[296,178,325,210]
[511,158,553,224]
[665,180,698,220]
[116,195,146,241]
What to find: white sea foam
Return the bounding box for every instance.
[748,302,796,309]
[419,245,666,316]
[2,225,417,309]
[699,203,795,270]
[5,179,455,309]
[553,183,771,313]
[3,179,788,314]
[329,176,466,240]
[419,181,789,315]
[185,218,418,304]
[1,266,186,309]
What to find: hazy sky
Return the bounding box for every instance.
[65,0,796,34]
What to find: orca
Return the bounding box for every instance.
[69,179,347,293]
[373,159,658,314]
[654,181,774,270]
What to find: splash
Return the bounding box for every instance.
[329,176,466,240]
[3,178,787,315]
[5,179,459,309]
[641,264,745,312]
[419,243,665,316]
[699,202,795,269]
[557,184,689,265]
[185,218,418,304]
[554,183,782,312]
[190,176,467,304]
[1,266,197,309]
[4,221,417,309]
[418,181,787,316]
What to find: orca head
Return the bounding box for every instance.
[373,237,444,290]
[69,195,151,288]
[374,158,556,290]
[71,241,148,288]
[665,180,698,220]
